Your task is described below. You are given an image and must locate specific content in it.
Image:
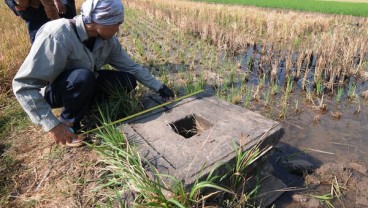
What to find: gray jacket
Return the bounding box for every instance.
[13,15,162,132]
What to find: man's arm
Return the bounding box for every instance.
[12,30,68,132]
[40,0,60,20]
[12,28,79,144]
[108,38,163,91]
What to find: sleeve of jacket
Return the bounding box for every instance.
[12,32,68,132]
[107,38,163,92]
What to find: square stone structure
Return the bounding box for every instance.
[119,91,284,186]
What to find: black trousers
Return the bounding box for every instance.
[44,69,137,131]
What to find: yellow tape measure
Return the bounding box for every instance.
[80,89,204,135]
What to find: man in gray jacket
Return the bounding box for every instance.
[12,0,174,147]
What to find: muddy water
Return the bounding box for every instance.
[237,46,368,207]
[283,104,368,165]
[240,45,368,165]
[277,107,368,207]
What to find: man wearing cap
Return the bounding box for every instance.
[12,0,175,147]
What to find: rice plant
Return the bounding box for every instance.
[243,86,253,108]
[336,87,343,103]
[347,83,357,100]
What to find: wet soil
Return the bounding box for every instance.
[234,40,368,207]
[274,160,368,208]
[268,100,368,207]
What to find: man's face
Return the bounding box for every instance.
[95,24,121,39]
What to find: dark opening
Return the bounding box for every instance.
[169,114,213,138]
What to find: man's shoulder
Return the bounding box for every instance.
[43,18,71,31]
[38,18,72,36]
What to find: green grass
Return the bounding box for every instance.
[191,0,368,17]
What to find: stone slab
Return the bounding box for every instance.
[118,91,284,186]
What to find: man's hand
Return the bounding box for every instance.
[15,5,27,11]
[53,0,66,14]
[158,84,175,101]
[48,122,77,145]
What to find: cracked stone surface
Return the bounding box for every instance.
[118,91,284,186]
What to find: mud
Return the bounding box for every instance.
[279,162,368,208]
[315,162,368,206]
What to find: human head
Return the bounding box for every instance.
[81,0,124,26]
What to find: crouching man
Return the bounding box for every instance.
[12,0,174,147]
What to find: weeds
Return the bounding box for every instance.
[92,81,143,123]
[307,176,346,208]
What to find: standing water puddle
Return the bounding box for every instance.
[239,45,368,164]
[236,45,368,207]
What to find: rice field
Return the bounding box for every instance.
[125,0,368,115]
[119,1,368,206]
[191,0,368,17]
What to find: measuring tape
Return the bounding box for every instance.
[80,89,204,135]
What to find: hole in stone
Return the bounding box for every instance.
[169,114,213,138]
